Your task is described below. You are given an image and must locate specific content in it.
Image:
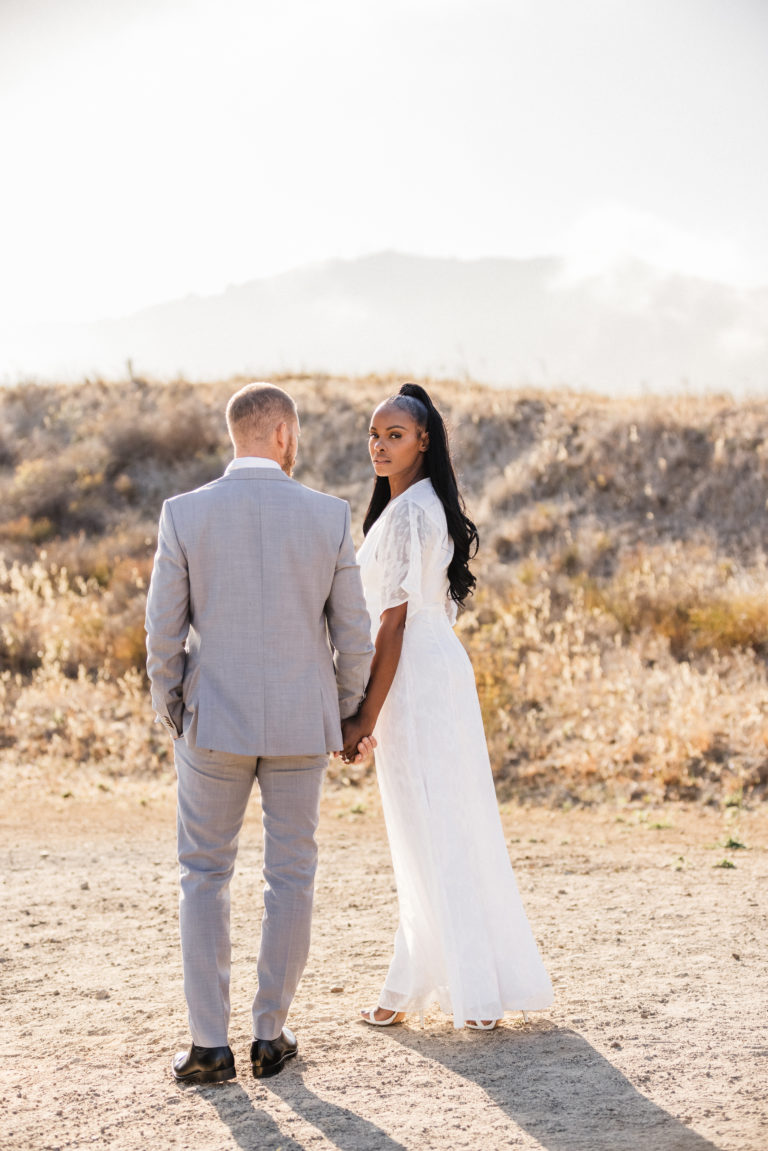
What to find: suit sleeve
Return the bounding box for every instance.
[325,503,375,720]
[145,500,190,737]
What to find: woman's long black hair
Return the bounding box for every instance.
[363,382,479,608]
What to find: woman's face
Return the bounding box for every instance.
[368,402,429,485]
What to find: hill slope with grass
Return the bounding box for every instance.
[1,375,767,805]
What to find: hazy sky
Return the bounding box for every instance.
[1,0,766,326]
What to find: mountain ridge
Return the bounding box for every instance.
[3,251,767,393]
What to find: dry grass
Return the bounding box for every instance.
[2,374,768,805]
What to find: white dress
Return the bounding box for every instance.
[357,478,553,1025]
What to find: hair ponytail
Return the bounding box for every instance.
[363,383,479,608]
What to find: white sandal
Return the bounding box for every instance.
[466,1011,531,1030]
[360,1008,406,1026]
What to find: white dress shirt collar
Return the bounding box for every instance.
[225,456,282,473]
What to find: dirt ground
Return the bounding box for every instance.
[2,773,767,1151]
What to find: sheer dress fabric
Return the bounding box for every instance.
[357,478,553,1025]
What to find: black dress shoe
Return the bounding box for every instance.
[172,1043,236,1084]
[250,1027,298,1078]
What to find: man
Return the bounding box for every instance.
[145,382,374,1084]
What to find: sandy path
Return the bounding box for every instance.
[2,781,766,1151]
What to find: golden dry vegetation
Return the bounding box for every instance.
[2,374,768,806]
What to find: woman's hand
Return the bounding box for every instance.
[339,715,377,764]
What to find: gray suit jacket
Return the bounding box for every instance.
[145,467,373,756]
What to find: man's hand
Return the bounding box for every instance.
[156,713,181,742]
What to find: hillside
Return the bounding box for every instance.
[1,374,767,805]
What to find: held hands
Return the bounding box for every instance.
[335,605,402,765]
[336,714,377,765]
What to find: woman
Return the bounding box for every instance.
[341,383,553,1030]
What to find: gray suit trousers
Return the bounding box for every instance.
[175,739,326,1045]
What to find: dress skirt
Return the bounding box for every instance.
[373,607,554,1026]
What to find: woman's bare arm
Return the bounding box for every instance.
[340,601,407,760]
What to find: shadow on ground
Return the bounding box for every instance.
[198,1077,408,1151]
[383,1019,722,1151]
[193,1020,722,1151]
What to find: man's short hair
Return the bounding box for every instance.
[226,383,298,443]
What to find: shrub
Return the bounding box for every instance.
[2,375,768,801]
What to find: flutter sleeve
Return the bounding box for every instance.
[375,498,431,618]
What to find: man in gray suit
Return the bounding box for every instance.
[145,382,374,1083]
